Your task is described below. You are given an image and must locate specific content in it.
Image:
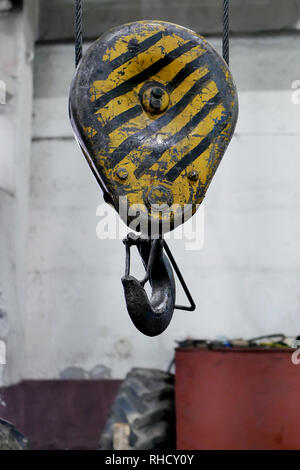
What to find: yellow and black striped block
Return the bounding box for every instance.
[69,21,238,234]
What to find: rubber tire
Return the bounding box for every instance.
[0,419,29,450]
[99,368,175,450]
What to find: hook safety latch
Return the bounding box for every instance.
[122,234,195,337]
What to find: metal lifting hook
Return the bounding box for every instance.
[122,234,195,337]
[70,4,238,336]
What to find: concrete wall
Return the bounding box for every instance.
[1,1,300,384]
[26,32,300,380]
[37,0,300,40]
[0,1,36,386]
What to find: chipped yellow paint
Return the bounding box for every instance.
[70,21,238,233]
[150,105,226,173]
[103,67,212,150]
[91,36,193,101]
[83,126,98,138]
[115,82,220,165]
[108,103,225,209]
[102,23,165,63]
[94,50,208,122]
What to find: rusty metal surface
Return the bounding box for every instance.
[176,348,300,450]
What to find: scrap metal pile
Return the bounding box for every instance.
[177,334,299,350]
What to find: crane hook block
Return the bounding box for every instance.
[69,21,238,234]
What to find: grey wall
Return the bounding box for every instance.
[27,33,300,380]
[0,1,36,387]
[37,0,300,40]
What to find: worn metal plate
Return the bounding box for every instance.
[69,21,238,234]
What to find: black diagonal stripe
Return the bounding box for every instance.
[165,118,228,182]
[92,40,197,111]
[109,31,164,71]
[134,93,222,178]
[166,52,208,92]
[102,105,143,135]
[107,72,211,169]
[101,53,208,139]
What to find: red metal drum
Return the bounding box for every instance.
[176,347,300,450]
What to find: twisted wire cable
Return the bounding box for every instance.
[222,0,230,65]
[75,0,83,67]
